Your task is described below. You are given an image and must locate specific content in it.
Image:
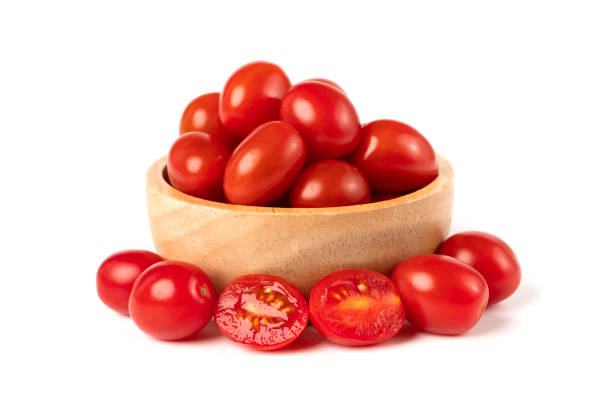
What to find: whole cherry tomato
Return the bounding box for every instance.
[437,231,521,305]
[280,81,360,162]
[129,261,216,341]
[304,78,345,94]
[350,120,438,193]
[215,274,308,350]
[290,160,371,208]
[96,250,164,315]
[309,269,406,346]
[219,61,291,138]
[179,92,240,151]
[223,121,306,206]
[167,131,230,201]
[392,255,489,335]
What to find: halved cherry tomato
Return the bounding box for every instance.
[179,92,240,151]
[290,160,371,208]
[223,121,306,206]
[309,269,406,346]
[96,250,164,315]
[280,81,360,162]
[167,131,230,201]
[437,231,521,305]
[129,261,216,341]
[351,120,438,193]
[303,78,345,94]
[215,274,308,350]
[219,61,291,138]
[392,255,489,335]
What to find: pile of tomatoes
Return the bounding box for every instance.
[169,61,438,207]
[97,231,521,350]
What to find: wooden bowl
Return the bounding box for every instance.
[146,155,454,295]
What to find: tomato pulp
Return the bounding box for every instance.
[215,274,308,350]
[309,269,406,346]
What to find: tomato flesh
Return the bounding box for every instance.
[392,255,489,335]
[215,274,308,350]
[129,261,217,341]
[309,269,406,346]
[437,231,521,305]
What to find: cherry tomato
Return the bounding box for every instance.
[96,250,164,315]
[290,160,371,208]
[167,132,230,201]
[179,92,240,151]
[371,192,403,202]
[350,120,438,193]
[223,121,306,206]
[304,78,345,94]
[219,61,291,138]
[129,261,216,341]
[392,255,489,335]
[280,81,360,162]
[309,269,406,346]
[215,274,308,350]
[437,231,521,305]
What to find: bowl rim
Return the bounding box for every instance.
[147,154,453,216]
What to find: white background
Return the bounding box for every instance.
[1,1,611,407]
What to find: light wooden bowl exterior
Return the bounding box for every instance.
[146,155,454,295]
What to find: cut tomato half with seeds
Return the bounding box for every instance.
[214,274,308,350]
[309,269,406,346]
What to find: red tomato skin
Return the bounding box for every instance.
[219,61,291,138]
[437,231,521,305]
[129,261,216,341]
[96,250,164,315]
[303,78,345,94]
[223,121,306,206]
[350,120,438,193]
[280,81,360,162]
[290,160,371,208]
[167,132,230,201]
[309,269,406,346]
[215,274,308,351]
[179,92,240,151]
[392,255,489,335]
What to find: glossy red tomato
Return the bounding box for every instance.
[309,269,406,346]
[223,121,306,206]
[392,255,489,335]
[350,120,438,193]
[219,61,291,138]
[96,250,164,315]
[290,160,371,208]
[304,78,345,94]
[167,132,230,201]
[129,261,216,341]
[280,81,360,162]
[437,231,521,305]
[215,274,308,350]
[179,92,240,151]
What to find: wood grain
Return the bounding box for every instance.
[146,155,454,295]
